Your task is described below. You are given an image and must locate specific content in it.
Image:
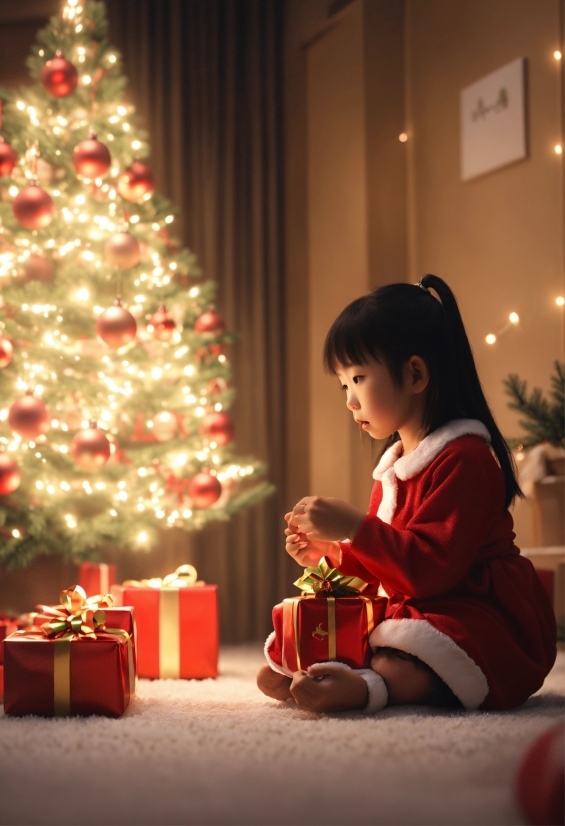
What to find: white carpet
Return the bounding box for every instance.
[0,645,563,826]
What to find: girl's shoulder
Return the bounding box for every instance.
[426,433,502,483]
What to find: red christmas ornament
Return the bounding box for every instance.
[40,51,78,97]
[0,137,17,177]
[12,182,55,231]
[199,411,234,446]
[194,309,225,336]
[188,470,222,509]
[71,422,111,471]
[72,131,111,179]
[148,306,176,342]
[104,230,140,269]
[22,253,55,282]
[0,454,21,496]
[0,337,13,369]
[96,299,137,348]
[8,393,49,440]
[117,160,155,202]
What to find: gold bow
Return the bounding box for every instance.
[294,557,367,598]
[123,564,201,589]
[35,585,114,638]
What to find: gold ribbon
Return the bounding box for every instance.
[121,565,202,679]
[294,557,367,598]
[17,584,134,716]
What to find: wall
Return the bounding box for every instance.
[406,0,564,433]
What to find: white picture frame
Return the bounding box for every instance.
[460,57,527,182]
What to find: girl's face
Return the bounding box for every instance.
[336,355,428,441]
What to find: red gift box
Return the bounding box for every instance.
[3,630,132,717]
[268,559,387,673]
[112,565,218,679]
[0,615,18,663]
[79,562,116,597]
[271,594,387,672]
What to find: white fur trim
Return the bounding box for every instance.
[264,631,293,677]
[373,419,490,482]
[310,662,388,714]
[370,618,489,710]
[376,466,397,525]
[394,419,490,481]
[357,669,388,713]
[373,440,403,481]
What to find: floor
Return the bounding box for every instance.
[0,645,563,825]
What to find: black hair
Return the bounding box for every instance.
[323,274,523,509]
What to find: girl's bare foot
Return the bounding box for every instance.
[290,664,368,713]
[256,664,293,701]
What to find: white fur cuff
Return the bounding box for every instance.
[313,661,388,714]
[357,669,388,713]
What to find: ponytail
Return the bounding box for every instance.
[419,275,523,508]
[323,274,523,509]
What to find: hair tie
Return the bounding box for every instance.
[416,281,429,292]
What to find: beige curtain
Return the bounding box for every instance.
[106,0,294,642]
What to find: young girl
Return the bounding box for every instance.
[257,275,557,714]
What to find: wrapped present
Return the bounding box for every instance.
[268,558,387,674]
[3,585,135,717]
[112,564,218,679]
[0,615,19,663]
[79,562,116,597]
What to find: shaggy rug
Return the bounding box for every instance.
[0,645,563,826]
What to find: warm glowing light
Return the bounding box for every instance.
[555,144,563,155]
[554,50,562,60]
[9,186,18,197]
[76,24,83,32]
[485,333,497,345]
[509,312,519,324]
[189,287,199,298]
[82,74,91,84]
[152,223,160,231]
[165,215,174,224]
[399,133,408,142]
[556,296,565,306]
[76,288,89,301]
[108,54,117,63]
[12,529,21,538]
[132,140,142,150]
[137,531,148,542]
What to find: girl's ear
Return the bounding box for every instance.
[406,356,430,394]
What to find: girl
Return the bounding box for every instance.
[257,275,557,714]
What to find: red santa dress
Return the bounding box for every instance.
[265,419,556,712]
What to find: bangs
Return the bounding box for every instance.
[323,297,383,374]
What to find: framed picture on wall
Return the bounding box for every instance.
[460,57,527,181]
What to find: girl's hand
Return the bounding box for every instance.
[289,496,365,542]
[284,513,340,568]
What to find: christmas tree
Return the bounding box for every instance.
[0,0,273,568]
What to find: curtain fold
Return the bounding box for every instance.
[106,0,292,642]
